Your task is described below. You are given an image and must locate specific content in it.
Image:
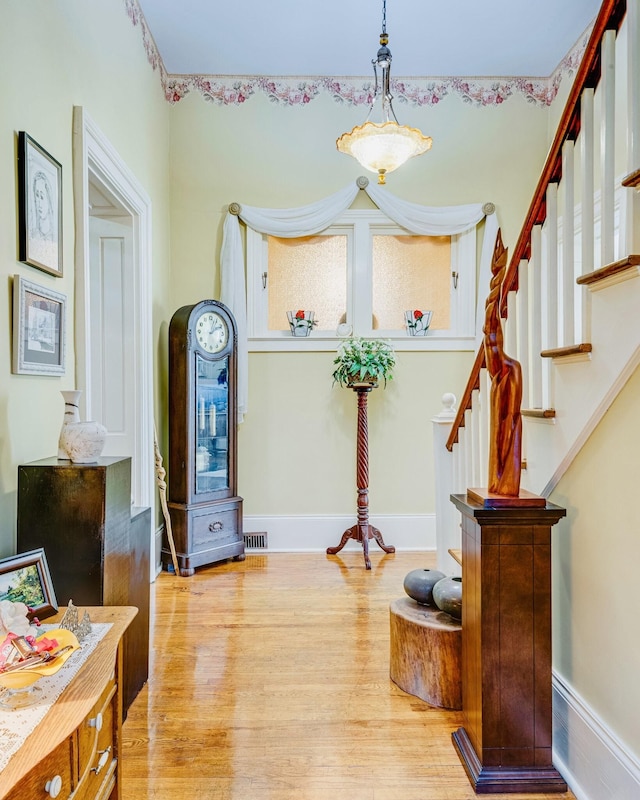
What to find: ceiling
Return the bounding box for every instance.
[136,0,602,79]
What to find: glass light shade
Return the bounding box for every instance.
[337,121,432,184]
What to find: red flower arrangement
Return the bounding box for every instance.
[287,310,318,336]
[405,309,433,335]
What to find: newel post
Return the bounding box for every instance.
[431,393,460,575]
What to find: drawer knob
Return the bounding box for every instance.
[44,776,62,798]
[88,712,103,731]
[92,746,112,776]
[209,521,223,532]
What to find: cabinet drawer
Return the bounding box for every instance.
[75,677,117,800]
[4,738,73,800]
[191,507,241,550]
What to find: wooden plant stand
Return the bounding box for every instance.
[327,383,395,569]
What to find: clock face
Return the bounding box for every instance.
[195,310,228,354]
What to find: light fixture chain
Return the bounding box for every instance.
[336,0,432,184]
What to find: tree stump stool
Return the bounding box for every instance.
[389,597,462,710]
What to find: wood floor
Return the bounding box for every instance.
[121,551,576,800]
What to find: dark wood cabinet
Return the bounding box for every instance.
[450,493,566,794]
[165,300,244,576]
[16,456,149,717]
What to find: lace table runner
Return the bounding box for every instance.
[0,622,112,772]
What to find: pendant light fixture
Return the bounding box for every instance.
[336,0,432,184]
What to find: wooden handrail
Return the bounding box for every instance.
[501,0,627,308]
[446,0,627,453]
[446,346,485,450]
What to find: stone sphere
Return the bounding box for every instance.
[432,576,462,620]
[403,568,446,606]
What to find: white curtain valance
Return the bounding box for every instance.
[220,178,499,422]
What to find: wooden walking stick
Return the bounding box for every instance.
[153,424,181,577]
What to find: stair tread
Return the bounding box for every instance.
[540,343,592,358]
[577,255,640,286]
[621,167,640,188]
[522,408,556,418]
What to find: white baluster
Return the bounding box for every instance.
[539,226,552,409]
[530,225,543,408]
[561,139,575,345]
[580,87,595,342]
[471,391,482,488]
[626,0,640,255]
[504,289,517,358]
[545,183,559,350]
[464,407,473,490]
[432,393,459,574]
[479,368,490,487]
[516,259,530,407]
[600,29,616,266]
[456,424,467,495]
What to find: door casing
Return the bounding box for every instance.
[72,106,155,571]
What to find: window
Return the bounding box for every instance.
[246,209,477,351]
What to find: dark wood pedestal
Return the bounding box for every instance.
[450,493,567,794]
[326,384,395,569]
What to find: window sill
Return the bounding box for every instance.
[248,335,476,353]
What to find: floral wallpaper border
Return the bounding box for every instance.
[124,0,589,109]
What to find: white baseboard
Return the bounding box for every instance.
[243,513,435,553]
[553,672,640,800]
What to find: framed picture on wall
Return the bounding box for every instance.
[0,548,58,621]
[12,275,66,376]
[17,131,63,277]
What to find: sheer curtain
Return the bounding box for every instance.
[220,178,499,421]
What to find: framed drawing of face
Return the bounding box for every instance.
[17,131,63,277]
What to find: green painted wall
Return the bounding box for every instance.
[168,89,550,515]
[551,363,640,761]
[0,0,171,555]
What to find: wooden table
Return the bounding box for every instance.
[1,606,136,800]
[327,383,395,569]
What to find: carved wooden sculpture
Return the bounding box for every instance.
[483,230,522,496]
[451,231,563,794]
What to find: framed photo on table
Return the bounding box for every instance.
[17,131,63,277]
[0,548,58,621]
[12,275,66,376]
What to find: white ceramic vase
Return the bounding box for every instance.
[58,390,107,463]
[59,421,107,464]
[58,390,81,459]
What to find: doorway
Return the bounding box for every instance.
[72,106,155,571]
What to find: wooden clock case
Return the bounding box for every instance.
[163,299,244,576]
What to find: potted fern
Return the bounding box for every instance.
[332,337,396,388]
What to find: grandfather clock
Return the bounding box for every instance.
[164,300,244,576]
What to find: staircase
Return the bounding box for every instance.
[434,0,640,570]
